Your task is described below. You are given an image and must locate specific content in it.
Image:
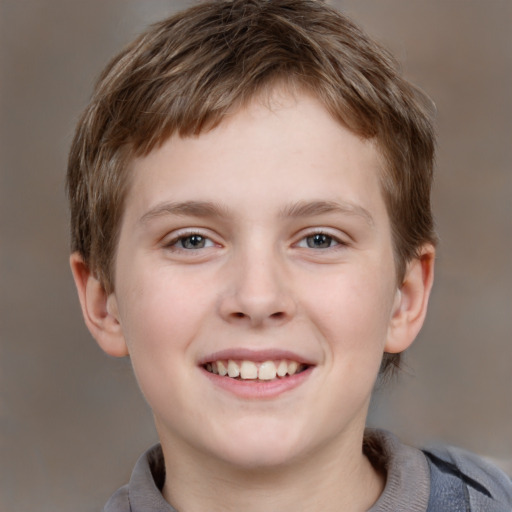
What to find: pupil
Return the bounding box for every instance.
[183,235,205,249]
[308,234,331,248]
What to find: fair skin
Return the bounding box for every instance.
[71,89,434,512]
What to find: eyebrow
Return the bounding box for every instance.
[279,200,374,226]
[139,199,374,226]
[139,201,230,224]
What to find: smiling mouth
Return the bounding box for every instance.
[203,359,309,381]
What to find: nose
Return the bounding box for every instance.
[218,248,296,327]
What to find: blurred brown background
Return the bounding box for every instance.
[1,1,511,511]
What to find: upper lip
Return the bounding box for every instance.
[198,348,316,366]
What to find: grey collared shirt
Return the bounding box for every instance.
[103,429,511,511]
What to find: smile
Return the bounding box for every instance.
[203,359,308,381]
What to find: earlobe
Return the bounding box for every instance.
[69,252,129,357]
[385,245,435,354]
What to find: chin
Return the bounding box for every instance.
[218,444,299,470]
[206,420,308,470]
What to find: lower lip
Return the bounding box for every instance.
[201,366,313,399]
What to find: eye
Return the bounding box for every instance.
[169,234,215,250]
[297,232,340,249]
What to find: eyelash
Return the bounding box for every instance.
[164,231,217,251]
[163,229,348,253]
[295,230,347,250]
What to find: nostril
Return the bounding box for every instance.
[270,312,285,319]
[234,312,245,318]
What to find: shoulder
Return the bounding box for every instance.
[365,429,512,512]
[424,444,512,512]
[103,444,175,512]
[103,485,130,512]
[365,429,431,511]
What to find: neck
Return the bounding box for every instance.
[159,429,385,512]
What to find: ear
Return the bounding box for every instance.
[69,252,129,357]
[385,244,435,354]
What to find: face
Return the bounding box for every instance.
[110,90,402,470]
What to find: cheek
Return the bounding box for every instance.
[116,271,194,357]
[115,263,223,370]
[303,266,396,354]
[113,273,202,407]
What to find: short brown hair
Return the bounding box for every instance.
[67,0,437,375]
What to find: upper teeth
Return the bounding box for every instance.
[205,360,304,380]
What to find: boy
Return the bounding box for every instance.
[67,1,512,510]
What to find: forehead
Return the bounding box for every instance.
[125,89,388,224]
